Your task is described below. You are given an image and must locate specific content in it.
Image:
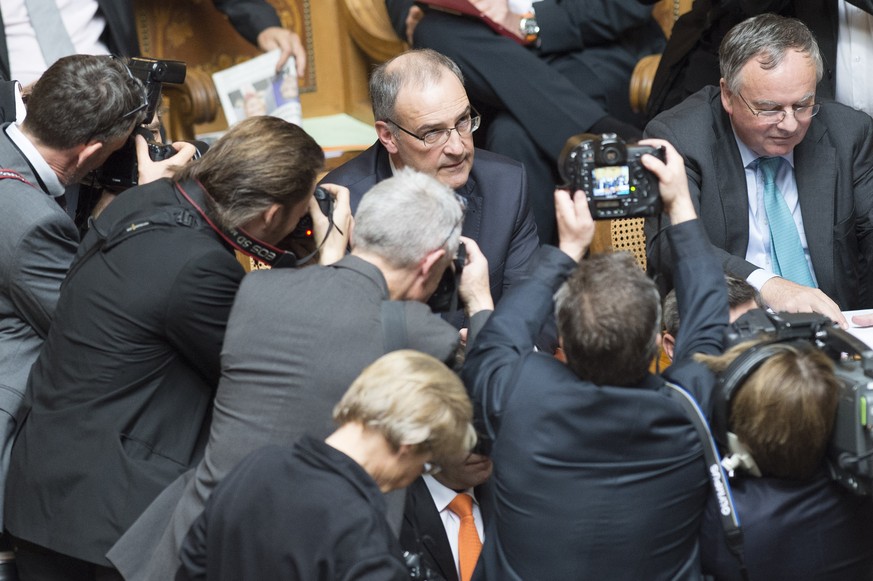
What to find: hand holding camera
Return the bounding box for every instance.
[134,131,198,185]
[636,138,697,226]
[310,184,352,265]
[558,133,665,220]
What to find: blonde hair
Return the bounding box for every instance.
[333,350,476,464]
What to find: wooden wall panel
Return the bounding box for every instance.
[134,0,374,135]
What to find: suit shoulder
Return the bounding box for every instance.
[472,148,524,172]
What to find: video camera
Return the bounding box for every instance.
[721,309,873,495]
[558,133,665,220]
[97,57,201,189]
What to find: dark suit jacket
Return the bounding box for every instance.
[4,179,246,566]
[322,142,540,327]
[462,220,727,580]
[177,440,410,581]
[108,255,463,581]
[399,478,492,581]
[645,86,873,310]
[0,0,281,80]
[647,0,873,118]
[700,471,873,580]
[400,478,459,581]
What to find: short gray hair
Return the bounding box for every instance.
[719,14,823,95]
[369,49,465,123]
[353,168,464,269]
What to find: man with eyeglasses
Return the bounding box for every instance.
[645,14,873,326]
[322,49,539,330]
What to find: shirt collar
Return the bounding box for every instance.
[5,123,66,198]
[422,474,478,512]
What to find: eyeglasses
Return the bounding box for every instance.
[423,462,442,476]
[736,91,820,125]
[387,108,481,147]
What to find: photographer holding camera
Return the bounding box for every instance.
[108,168,494,581]
[0,54,192,537]
[4,115,349,580]
[696,321,873,580]
[462,138,729,579]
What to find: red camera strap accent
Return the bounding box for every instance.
[0,168,36,188]
[174,180,302,269]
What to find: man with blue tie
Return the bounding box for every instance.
[644,13,873,326]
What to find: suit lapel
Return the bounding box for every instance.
[711,107,751,257]
[793,121,836,293]
[406,478,459,581]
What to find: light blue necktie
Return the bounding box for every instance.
[758,156,816,287]
[23,0,76,69]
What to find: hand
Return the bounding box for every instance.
[312,183,352,265]
[257,27,306,76]
[468,0,524,39]
[851,313,873,327]
[554,188,595,261]
[405,6,424,45]
[637,138,696,225]
[760,277,848,328]
[458,237,494,316]
[135,135,197,185]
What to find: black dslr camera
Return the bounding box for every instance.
[558,133,665,220]
[97,57,189,189]
[723,309,873,495]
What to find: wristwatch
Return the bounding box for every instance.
[519,11,540,45]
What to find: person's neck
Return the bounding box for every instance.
[22,127,77,186]
[352,250,420,301]
[325,422,397,491]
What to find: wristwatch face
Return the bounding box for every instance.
[520,16,540,41]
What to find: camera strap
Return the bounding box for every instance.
[664,380,749,581]
[175,180,321,269]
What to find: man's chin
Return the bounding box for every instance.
[437,163,471,190]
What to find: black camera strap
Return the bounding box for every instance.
[664,380,749,581]
[175,180,327,269]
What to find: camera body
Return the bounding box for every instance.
[558,133,665,220]
[97,58,187,189]
[724,310,873,495]
[289,187,334,239]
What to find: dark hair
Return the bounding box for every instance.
[555,252,660,386]
[174,116,324,231]
[369,49,464,123]
[663,275,761,336]
[23,55,146,149]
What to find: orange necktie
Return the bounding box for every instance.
[447,493,482,581]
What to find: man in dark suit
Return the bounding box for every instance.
[645,14,873,325]
[323,49,538,329]
[463,139,727,579]
[647,0,873,119]
[400,453,492,581]
[0,0,305,85]
[382,0,665,243]
[4,116,341,580]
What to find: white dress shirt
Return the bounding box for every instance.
[836,0,873,116]
[423,474,485,577]
[1,0,108,85]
